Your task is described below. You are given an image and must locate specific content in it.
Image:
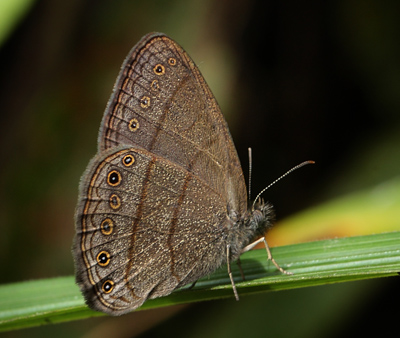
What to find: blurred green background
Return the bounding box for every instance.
[1,0,399,337]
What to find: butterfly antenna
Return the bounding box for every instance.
[248,147,253,201]
[252,160,315,211]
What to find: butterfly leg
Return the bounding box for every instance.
[236,257,246,281]
[227,244,240,301]
[242,237,293,275]
[188,281,197,290]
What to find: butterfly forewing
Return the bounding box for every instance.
[98,33,247,211]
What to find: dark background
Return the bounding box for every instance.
[1,1,399,337]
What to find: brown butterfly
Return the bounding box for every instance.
[73,33,296,315]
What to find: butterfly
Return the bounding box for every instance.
[73,33,298,315]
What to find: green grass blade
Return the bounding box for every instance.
[0,0,35,46]
[0,231,399,331]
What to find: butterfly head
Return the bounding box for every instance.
[247,199,275,238]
